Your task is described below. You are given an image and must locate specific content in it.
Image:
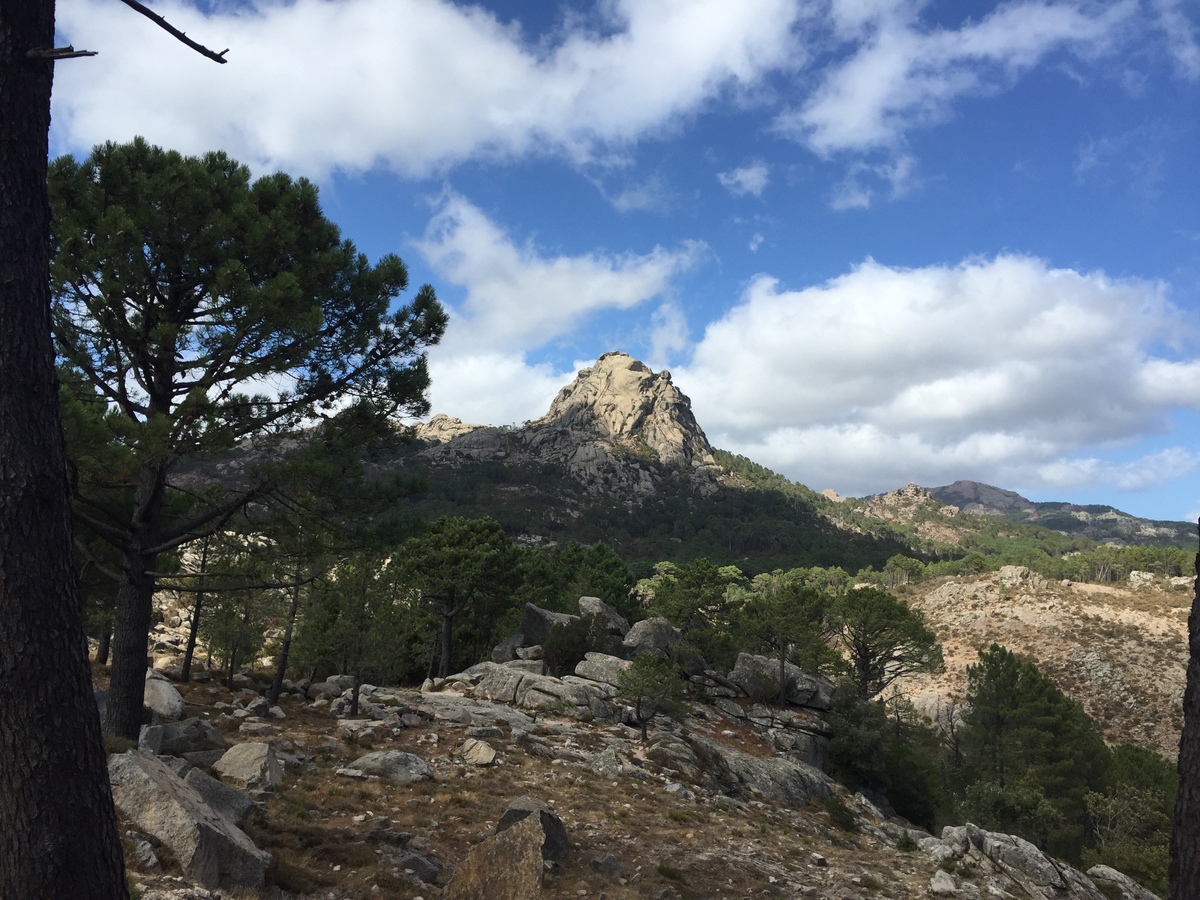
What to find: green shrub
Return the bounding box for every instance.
[657,862,683,881]
[821,794,858,832]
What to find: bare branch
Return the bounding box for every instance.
[115,0,228,64]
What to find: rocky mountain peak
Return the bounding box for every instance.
[538,351,714,467]
[414,352,718,500]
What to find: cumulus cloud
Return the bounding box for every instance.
[776,1,1134,155]
[674,254,1200,496]
[53,0,805,178]
[415,192,704,353]
[718,161,771,197]
[424,351,571,425]
[414,194,702,421]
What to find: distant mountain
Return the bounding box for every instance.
[927,479,1193,547]
[384,354,1192,571]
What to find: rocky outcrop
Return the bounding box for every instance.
[417,352,720,500]
[728,653,833,710]
[921,824,1113,900]
[108,751,270,890]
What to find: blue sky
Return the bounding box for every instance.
[51,0,1200,520]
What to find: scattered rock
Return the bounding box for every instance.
[212,743,282,795]
[442,814,545,900]
[460,738,497,767]
[520,603,580,645]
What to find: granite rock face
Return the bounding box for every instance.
[415,352,720,499]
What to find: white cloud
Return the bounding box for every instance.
[415,192,704,353]
[749,233,765,252]
[1152,0,1200,81]
[718,161,771,197]
[1039,447,1200,492]
[829,153,917,209]
[413,193,703,421]
[53,0,806,178]
[777,1,1134,155]
[648,301,690,367]
[424,351,570,425]
[675,254,1200,496]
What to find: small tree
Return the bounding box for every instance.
[616,653,688,742]
[831,587,942,699]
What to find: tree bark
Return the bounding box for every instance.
[1169,524,1200,900]
[0,1,129,894]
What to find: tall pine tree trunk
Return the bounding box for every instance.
[0,2,129,893]
[1170,524,1200,900]
[180,535,210,683]
[105,462,165,739]
[268,566,304,706]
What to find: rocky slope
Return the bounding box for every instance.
[110,610,1162,900]
[896,566,1192,758]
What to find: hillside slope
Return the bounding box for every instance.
[897,567,1191,758]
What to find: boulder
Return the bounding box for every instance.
[578,596,630,636]
[727,653,832,709]
[491,633,525,663]
[503,659,547,675]
[621,616,682,659]
[443,814,545,900]
[496,796,569,862]
[108,751,270,889]
[1129,570,1155,589]
[574,652,633,687]
[184,768,255,829]
[306,681,342,702]
[346,750,433,783]
[930,869,957,895]
[212,743,282,794]
[144,671,187,721]
[520,602,578,645]
[159,717,228,757]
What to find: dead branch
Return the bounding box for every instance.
[116,0,228,64]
